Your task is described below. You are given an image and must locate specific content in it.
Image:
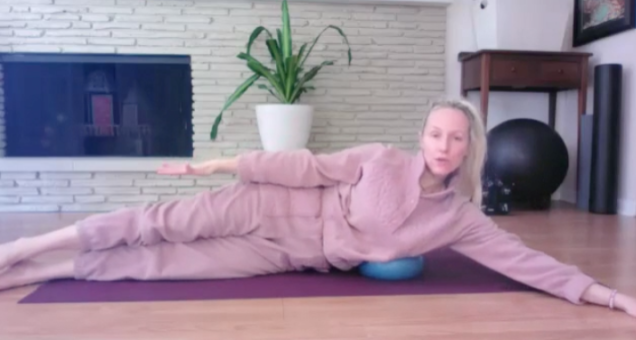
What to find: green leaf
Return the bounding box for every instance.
[266,38,286,85]
[297,43,308,61]
[239,54,286,99]
[300,25,352,69]
[210,73,261,140]
[257,83,284,102]
[297,86,314,98]
[236,52,254,62]
[290,60,334,103]
[276,29,283,51]
[284,55,299,101]
[246,26,273,55]
[238,52,275,81]
[281,0,292,60]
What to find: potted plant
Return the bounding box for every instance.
[209,0,352,151]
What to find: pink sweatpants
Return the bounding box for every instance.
[73,182,332,281]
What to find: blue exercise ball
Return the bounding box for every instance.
[359,256,425,281]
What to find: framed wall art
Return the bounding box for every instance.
[573,0,635,46]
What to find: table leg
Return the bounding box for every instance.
[479,54,491,126]
[460,63,467,98]
[549,91,557,129]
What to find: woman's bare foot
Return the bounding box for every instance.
[0,258,74,291]
[0,226,81,273]
[0,239,24,273]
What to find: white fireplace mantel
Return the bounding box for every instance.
[0,158,198,172]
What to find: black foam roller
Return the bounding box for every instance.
[589,64,622,214]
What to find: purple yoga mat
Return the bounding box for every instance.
[19,248,535,304]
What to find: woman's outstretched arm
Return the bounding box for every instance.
[449,203,636,317]
[234,143,388,187]
[158,143,390,187]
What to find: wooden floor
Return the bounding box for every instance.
[0,204,635,339]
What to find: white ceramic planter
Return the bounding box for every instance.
[255,104,314,151]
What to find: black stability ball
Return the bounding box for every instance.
[485,118,569,202]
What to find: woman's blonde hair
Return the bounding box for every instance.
[420,97,487,207]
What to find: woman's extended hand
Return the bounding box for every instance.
[617,294,636,318]
[156,157,239,176]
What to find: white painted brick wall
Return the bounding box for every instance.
[0,171,234,212]
[0,0,447,212]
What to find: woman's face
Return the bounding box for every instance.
[420,107,471,178]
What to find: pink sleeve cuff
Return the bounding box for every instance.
[236,151,260,183]
[563,274,596,305]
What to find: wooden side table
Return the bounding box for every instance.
[458,49,593,196]
[458,49,592,128]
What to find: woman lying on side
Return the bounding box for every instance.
[0,98,634,318]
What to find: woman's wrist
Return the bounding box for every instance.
[613,293,629,311]
[189,157,238,175]
[581,283,630,311]
[215,156,239,174]
[581,283,614,307]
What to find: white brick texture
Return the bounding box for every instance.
[0,171,229,212]
[0,0,447,212]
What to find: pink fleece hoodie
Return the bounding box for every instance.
[237,143,597,305]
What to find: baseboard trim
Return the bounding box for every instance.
[555,189,577,204]
[618,199,636,217]
[555,189,636,217]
